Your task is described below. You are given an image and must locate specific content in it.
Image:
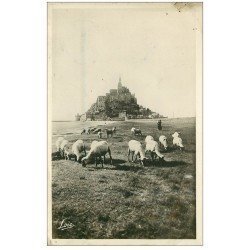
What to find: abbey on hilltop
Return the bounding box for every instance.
[78,78,162,121]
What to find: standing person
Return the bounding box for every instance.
[157,119,162,131]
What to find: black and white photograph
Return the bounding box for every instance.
[48,2,202,245]
[4,0,250,250]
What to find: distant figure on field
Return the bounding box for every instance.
[157,120,162,131]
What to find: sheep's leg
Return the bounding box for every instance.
[77,154,82,163]
[103,155,106,164]
[134,154,138,162]
[128,149,130,161]
[95,156,98,167]
[101,156,104,168]
[108,148,113,165]
[131,151,134,162]
[151,152,155,162]
[84,147,87,157]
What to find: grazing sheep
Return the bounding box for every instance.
[71,139,86,162]
[81,128,90,134]
[89,127,97,133]
[105,127,116,138]
[172,132,184,150]
[82,141,113,167]
[159,135,168,150]
[105,129,113,138]
[145,135,154,144]
[92,128,102,134]
[55,137,64,152]
[59,139,70,158]
[128,140,147,166]
[145,139,164,161]
[131,127,142,136]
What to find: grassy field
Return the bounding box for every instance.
[51,117,196,239]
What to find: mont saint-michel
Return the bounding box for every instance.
[76,78,163,121]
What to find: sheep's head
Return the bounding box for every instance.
[78,153,85,163]
[159,156,165,162]
[140,157,148,166]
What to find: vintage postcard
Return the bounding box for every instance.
[48,2,202,245]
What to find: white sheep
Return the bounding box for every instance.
[59,139,70,158]
[172,132,184,150]
[159,135,168,150]
[71,139,86,162]
[128,140,147,166]
[145,139,164,161]
[82,141,113,167]
[55,137,64,152]
[145,135,154,144]
[76,140,98,161]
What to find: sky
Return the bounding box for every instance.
[50,3,202,121]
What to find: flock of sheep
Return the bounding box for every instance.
[53,126,184,167]
[81,126,116,139]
